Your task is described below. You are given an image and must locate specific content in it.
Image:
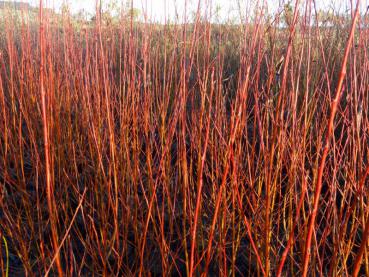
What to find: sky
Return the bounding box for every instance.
[7,0,369,22]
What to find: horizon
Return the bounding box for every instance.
[2,0,368,22]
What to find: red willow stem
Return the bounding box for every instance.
[352,212,369,277]
[351,164,369,276]
[276,174,307,276]
[339,164,369,242]
[264,1,299,274]
[45,188,87,277]
[189,69,214,277]
[301,1,360,276]
[203,66,266,276]
[39,0,63,276]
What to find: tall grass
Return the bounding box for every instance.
[0,0,368,276]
